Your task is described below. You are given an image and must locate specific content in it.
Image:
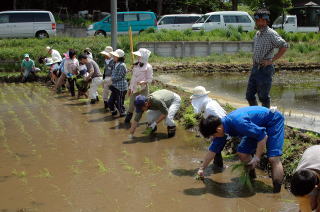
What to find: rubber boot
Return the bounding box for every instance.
[213,152,223,169]
[247,99,258,106]
[249,168,257,179]
[90,99,96,104]
[96,96,99,102]
[167,126,176,138]
[125,112,133,123]
[273,181,282,193]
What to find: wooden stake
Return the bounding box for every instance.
[129,26,134,65]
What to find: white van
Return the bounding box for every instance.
[0,11,56,38]
[272,15,319,33]
[192,11,255,32]
[158,14,202,30]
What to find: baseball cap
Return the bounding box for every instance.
[134,95,148,113]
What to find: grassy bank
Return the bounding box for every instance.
[0,28,319,71]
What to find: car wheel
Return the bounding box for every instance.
[95,30,106,37]
[36,31,49,39]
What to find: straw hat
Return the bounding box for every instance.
[110,49,125,58]
[100,46,113,57]
[190,86,210,99]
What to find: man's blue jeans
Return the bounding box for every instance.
[245,65,275,108]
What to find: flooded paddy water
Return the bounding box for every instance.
[156,71,320,133]
[0,83,298,211]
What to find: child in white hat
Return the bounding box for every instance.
[190,86,227,170]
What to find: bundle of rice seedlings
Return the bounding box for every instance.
[231,162,253,191]
[142,127,153,135]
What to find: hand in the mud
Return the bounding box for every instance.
[197,168,204,180]
[248,155,260,169]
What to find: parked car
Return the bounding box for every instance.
[87,11,157,36]
[157,14,202,30]
[192,11,255,32]
[0,10,56,38]
[272,15,320,32]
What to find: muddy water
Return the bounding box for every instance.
[156,71,320,133]
[0,83,297,212]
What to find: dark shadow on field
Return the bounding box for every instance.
[109,122,131,130]
[0,175,11,183]
[176,166,273,198]
[82,108,105,115]
[64,102,87,106]
[123,133,169,144]
[88,116,114,123]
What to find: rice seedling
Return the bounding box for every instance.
[12,169,27,178]
[144,157,163,173]
[96,159,110,174]
[117,158,141,176]
[35,168,53,178]
[121,149,132,158]
[231,162,253,191]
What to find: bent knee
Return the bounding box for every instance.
[268,156,281,164]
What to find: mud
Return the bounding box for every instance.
[0,83,298,211]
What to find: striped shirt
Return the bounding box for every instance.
[253,26,289,64]
[111,62,128,91]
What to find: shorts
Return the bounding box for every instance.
[237,111,285,158]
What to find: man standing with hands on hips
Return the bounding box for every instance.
[246,9,288,108]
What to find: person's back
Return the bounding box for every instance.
[87,58,102,77]
[291,145,320,212]
[149,89,175,108]
[224,106,276,134]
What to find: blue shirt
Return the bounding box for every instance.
[209,106,276,153]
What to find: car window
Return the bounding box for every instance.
[117,14,124,22]
[139,13,151,21]
[0,14,9,23]
[206,15,221,23]
[175,16,191,24]
[10,13,34,23]
[189,16,200,23]
[34,13,51,22]
[124,14,138,22]
[287,17,295,24]
[223,15,237,23]
[159,17,175,25]
[196,15,209,23]
[237,15,251,23]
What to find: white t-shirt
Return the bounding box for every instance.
[51,49,62,63]
[191,95,226,119]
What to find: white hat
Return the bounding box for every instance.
[100,46,113,56]
[133,48,151,63]
[110,49,125,58]
[46,46,52,52]
[190,86,210,99]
